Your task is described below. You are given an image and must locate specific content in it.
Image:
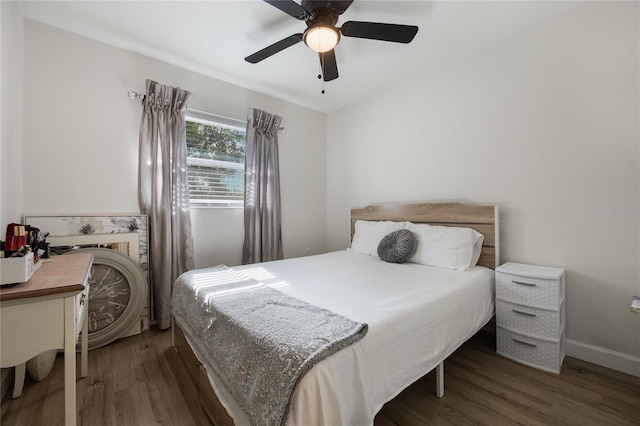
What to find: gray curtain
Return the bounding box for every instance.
[138,79,194,329]
[242,108,283,264]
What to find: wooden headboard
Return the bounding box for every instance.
[350,202,500,269]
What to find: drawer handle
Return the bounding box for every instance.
[512,309,537,317]
[79,293,86,306]
[512,280,537,287]
[512,338,537,348]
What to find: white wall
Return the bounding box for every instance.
[327,1,640,374]
[1,1,24,232]
[22,20,327,268]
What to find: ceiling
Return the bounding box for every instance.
[18,1,581,113]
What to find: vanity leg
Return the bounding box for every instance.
[64,297,76,426]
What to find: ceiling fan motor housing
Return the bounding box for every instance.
[302,1,336,14]
[305,8,339,27]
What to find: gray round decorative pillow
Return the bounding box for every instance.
[377,229,418,263]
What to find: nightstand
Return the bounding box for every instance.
[495,262,565,374]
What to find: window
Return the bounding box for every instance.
[185,110,246,207]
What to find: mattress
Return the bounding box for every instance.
[175,250,495,426]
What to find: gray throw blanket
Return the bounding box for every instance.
[172,265,368,426]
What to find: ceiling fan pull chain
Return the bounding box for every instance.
[320,52,326,94]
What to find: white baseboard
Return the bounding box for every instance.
[566,339,640,377]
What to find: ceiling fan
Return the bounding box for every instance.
[245,0,419,82]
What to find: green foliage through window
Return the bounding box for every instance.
[186,114,246,205]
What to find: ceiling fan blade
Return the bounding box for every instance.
[341,21,419,43]
[264,0,309,20]
[319,49,338,82]
[245,33,303,63]
[328,0,354,15]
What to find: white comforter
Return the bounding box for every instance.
[186,250,495,426]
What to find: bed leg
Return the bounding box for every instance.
[171,316,175,347]
[436,362,444,398]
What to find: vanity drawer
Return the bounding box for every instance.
[75,284,89,341]
[496,300,564,339]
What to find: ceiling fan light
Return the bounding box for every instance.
[304,25,340,53]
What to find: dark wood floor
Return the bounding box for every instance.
[2,328,639,425]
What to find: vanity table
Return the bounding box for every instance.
[0,252,93,426]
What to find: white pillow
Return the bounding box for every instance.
[406,222,484,271]
[350,220,406,257]
[469,235,484,269]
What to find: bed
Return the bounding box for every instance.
[171,202,499,426]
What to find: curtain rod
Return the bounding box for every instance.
[127,90,285,131]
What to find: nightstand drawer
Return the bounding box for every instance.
[496,300,564,339]
[496,271,563,308]
[497,326,565,374]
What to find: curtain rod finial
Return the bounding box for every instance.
[128,90,144,100]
